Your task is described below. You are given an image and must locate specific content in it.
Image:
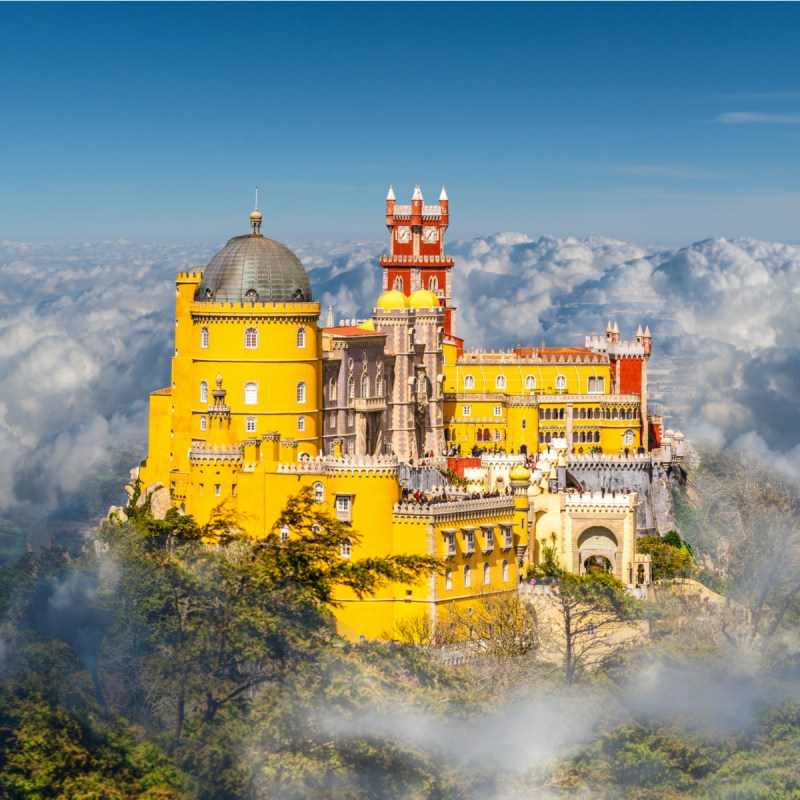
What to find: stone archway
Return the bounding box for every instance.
[576,526,619,578]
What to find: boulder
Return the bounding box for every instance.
[149,486,172,520]
[107,506,128,525]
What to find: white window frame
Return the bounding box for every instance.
[463,530,475,553]
[339,538,352,559]
[493,404,502,417]
[279,525,290,542]
[335,494,352,521]
[464,375,475,390]
[360,373,369,399]
[244,382,258,405]
[199,415,207,432]
[502,559,509,582]
[444,569,453,591]
[484,528,494,550]
[525,375,536,391]
[483,562,491,585]
[444,532,456,557]
[462,405,472,418]
[496,375,506,390]
[296,326,306,349]
[296,382,306,404]
[312,482,324,504]
[200,326,209,349]
[502,526,514,550]
[623,429,635,446]
[297,415,305,432]
[556,375,567,391]
[244,327,258,349]
[199,380,208,404]
[245,416,256,433]
[464,564,471,589]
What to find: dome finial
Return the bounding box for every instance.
[250,187,263,236]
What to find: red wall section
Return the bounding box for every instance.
[617,357,643,394]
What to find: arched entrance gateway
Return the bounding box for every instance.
[576,526,619,579]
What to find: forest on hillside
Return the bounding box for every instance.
[1,450,800,799]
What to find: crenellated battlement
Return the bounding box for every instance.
[189,443,244,466]
[392,495,515,521]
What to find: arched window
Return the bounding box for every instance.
[313,482,324,504]
[393,275,403,291]
[594,431,601,443]
[199,380,208,404]
[348,376,355,400]
[464,375,475,390]
[544,408,552,420]
[445,569,453,591]
[297,415,305,432]
[360,373,369,399]
[612,408,619,420]
[476,429,483,442]
[428,276,439,293]
[340,538,352,558]
[296,382,306,404]
[496,374,506,390]
[502,559,509,582]
[623,429,635,445]
[444,428,451,441]
[296,326,306,348]
[375,374,383,397]
[329,413,336,429]
[559,408,565,420]
[579,408,587,420]
[244,382,258,404]
[245,417,256,433]
[525,375,536,391]
[200,326,209,349]
[199,415,207,431]
[483,562,491,585]
[483,428,490,442]
[556,375,567,391]
[328,378,337,402]
[463,564,471,588]
[244,327,258,349]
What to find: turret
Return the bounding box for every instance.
[606,320,613,342]
[385,185,395,230]
[643,325,652,357]
[411,184,423,227]
[635,324,644,345]
[439,185,449,231]
[612,321,620,344]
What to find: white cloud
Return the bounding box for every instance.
[717,112,800,124]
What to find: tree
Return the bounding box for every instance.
[544,573,643,684]
[637,536,695,580]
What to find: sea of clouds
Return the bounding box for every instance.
[2,231,799,539]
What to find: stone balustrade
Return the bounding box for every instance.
[392,495,515,518]
[565,491,635,508]
[189,443,244,465]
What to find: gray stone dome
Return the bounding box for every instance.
[195,222,312,303]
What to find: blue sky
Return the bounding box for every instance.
[1,2,799,244]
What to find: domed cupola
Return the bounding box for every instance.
[195,208,312,303]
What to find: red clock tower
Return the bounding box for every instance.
[381,185,461,347]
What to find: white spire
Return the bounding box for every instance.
[606,320,613,332]
[644,325,651,337]
[439,185,448,201]
[412,184,423,201]
[636,324,643,337]
[386,184,395,201]
[612,321,619,334]
[326,306,334,328]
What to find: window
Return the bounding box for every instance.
[444,569,453,591]
[214,484,221,497]
[328,378,337,402]
[296,326,306,348]
[502,560,509,582]
[360,373,369,399]
[279,525,290,542]
[623,429,635,446]
[298,415,305,432]
[463,530,475,553]
[311,524,321,535]
[444,533,456,557]
[588,376,605,393]
[296,382,306,404]
[200,326,209,349]
[428,276,438,293]
[340,538,352,559]
[502,527,513,549]
[199,415,207,432]
[462,405,471,418]
[525,375,536,391]
[522,419,527,430]
[496,375,506,390]
[556,375,567,391]
[483,562,491,585]
[335,495,351,521]
[484,528,494,550]
[313,482,324,504]
[464,375,475,390]
[199,380,208,404]
[244,327,258,349]
[348,376,355,400]
[494,404,502,417]
[329,413,336,429]
[494,429,502,442]
[464,565,471,589]
[244,382,258,404]
[476,429,483,443]
[245,416,256,433]
[393,275,403,291]
[231,484,237,497]
[375,374,383,396]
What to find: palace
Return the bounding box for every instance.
[136,187,685,640]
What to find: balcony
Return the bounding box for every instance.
[353,396,387,413]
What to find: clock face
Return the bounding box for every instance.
[422,226,439,243]
[396,226,411,243]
